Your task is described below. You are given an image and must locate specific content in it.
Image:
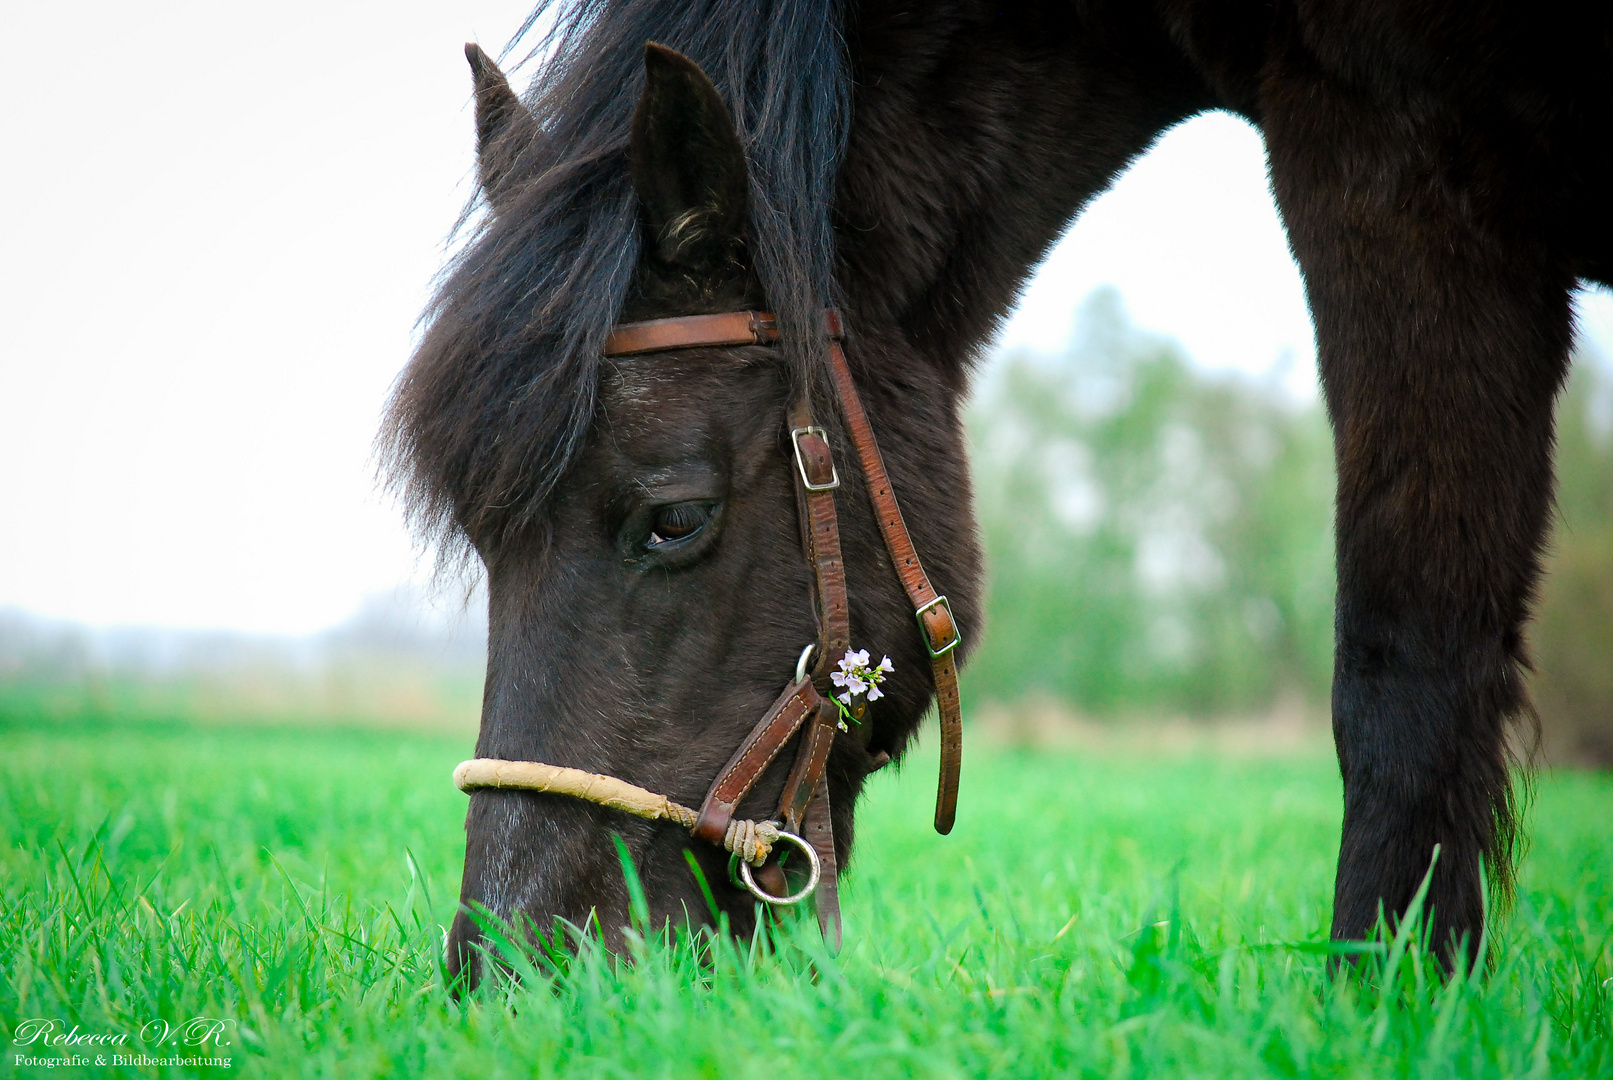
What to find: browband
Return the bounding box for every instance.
[604,309,845,356]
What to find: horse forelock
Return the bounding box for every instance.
[381,0,849,561]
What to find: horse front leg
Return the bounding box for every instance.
[1261,48,1576,965]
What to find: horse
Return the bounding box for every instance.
[382,0,1613,989]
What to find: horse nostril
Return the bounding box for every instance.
[867,750,891,773]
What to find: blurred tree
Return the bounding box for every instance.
[966,291,1613,763]
[965,290,1335,717]
[1531,350,1613,766]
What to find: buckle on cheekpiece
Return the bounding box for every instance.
[915,595,961,657]
[791,426,840,491]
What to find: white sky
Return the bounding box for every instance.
[3,3,1610,634]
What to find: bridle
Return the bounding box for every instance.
[452,308,963,947]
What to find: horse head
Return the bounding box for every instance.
[396,42,979,990]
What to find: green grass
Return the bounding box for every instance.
[2,716,1609,1078]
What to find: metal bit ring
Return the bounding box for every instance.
[735,828,821,906]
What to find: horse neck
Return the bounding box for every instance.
[832,1,1217,379]
[809,8,1221,674]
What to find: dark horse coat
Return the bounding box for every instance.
[385,0,1613,985]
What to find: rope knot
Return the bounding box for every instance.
[722,818,780,866]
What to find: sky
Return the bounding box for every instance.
[3,2,1610,635]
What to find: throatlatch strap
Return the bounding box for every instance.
[825,338,964,835]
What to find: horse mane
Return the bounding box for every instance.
[381,0,849,557]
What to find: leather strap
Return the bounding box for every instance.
[801,778,841,947]
[691,383,851,930]
[693,678,820,845]
[824,338,964,835]
[757,392,851,933]
[695,388,849,917]
[787,400,857,735]
[604,311,778,356]
[777,697,838,832]
[604,309,844,357]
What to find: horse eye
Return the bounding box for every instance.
[646,501,713,547]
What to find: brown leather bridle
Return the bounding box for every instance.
[455,308,963,947]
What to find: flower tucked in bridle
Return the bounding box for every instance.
[829,649,894,731]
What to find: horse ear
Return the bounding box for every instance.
[629,43,748,271]
[465,43,539,212]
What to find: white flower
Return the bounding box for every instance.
[831,649,892,706]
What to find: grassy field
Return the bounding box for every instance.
[1,715,1609,1078]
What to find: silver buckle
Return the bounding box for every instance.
[791,426,840,491]
[914,595,961,657]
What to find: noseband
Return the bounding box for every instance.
[453,309,963,946]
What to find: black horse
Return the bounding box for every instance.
[383,0,1613,988]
